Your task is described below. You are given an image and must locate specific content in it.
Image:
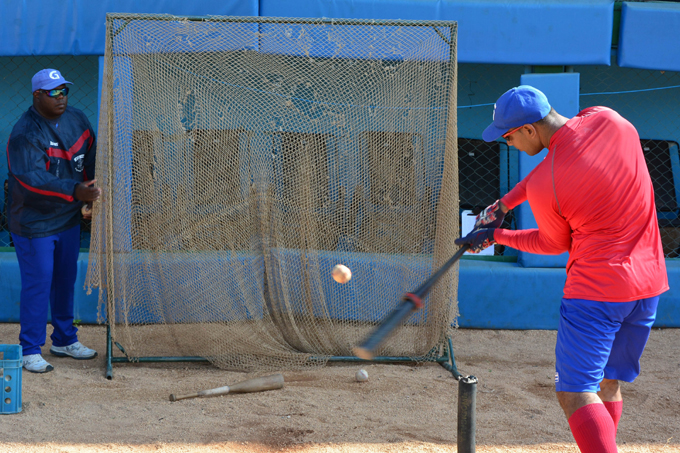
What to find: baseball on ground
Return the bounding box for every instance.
[331,264,352,284]
[355,369,368,382]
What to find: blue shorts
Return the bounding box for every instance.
[555,296,659,393]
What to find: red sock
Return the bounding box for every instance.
[603,400,623,432]
[568,403,618,453]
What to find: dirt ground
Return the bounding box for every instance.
[0,324,678,453]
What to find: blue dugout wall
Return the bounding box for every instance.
[0,0,678,328]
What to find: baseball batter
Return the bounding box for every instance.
[456,86,669,452]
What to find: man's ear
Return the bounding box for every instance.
[524,124,538,138]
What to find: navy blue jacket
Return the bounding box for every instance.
[6,106,96,238]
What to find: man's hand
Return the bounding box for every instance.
[474,200,507,230]
[74,179,101,202]
[455,228,496,254]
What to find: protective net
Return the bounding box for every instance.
[86,13,459,371]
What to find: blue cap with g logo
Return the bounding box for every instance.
[31,69,72,92]
[482,85,551,142]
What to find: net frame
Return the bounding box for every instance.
[87,13,459,378]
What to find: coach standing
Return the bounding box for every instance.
[6,69,101,373]
[455,86,669,452]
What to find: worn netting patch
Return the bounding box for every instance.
[86,13,459,371]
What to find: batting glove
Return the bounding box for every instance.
[454,228,496,254]
[474,200,506,230]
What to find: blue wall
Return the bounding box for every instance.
[1,255,678,328]
[618,2,680,72]
[0,1,259,56]
[259,0,614,65]
[0,0,613,64]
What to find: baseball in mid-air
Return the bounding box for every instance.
[332,264,352,284]
[355,369,368,382]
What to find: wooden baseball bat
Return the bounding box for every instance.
[352,245,470,360]
[169,373,284,402]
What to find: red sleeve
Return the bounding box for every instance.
[500,178,528,210]
[496,161,572,254]
[495,222,571,255]
[500,159,546,209]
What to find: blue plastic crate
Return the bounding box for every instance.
[0,344,22,414]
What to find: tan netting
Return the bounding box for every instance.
[85,13,459,371]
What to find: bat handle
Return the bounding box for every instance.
[169,392,198,402]
[352,299,418,360]
[410,244,470,299]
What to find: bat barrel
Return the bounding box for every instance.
[228,373,284,393]
[352,300,417,360]
[352,244,469,361]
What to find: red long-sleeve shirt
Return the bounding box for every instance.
[495,107,669,302]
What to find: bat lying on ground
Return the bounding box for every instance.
[352,244,470,360]
[169,373,284,402]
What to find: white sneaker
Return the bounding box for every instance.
[50,341,98,360]
[22,354,54,373]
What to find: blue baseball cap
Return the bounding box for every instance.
[482,86,551,142]
[31,69,72,92]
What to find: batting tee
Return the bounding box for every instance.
[85,13,460,378]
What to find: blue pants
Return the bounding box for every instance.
[555,296,659,393]
[12,225,80,356]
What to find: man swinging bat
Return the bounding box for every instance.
[455,86,668,453]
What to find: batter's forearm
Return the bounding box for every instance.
[494,228,569,255]
[499,200,509,214]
